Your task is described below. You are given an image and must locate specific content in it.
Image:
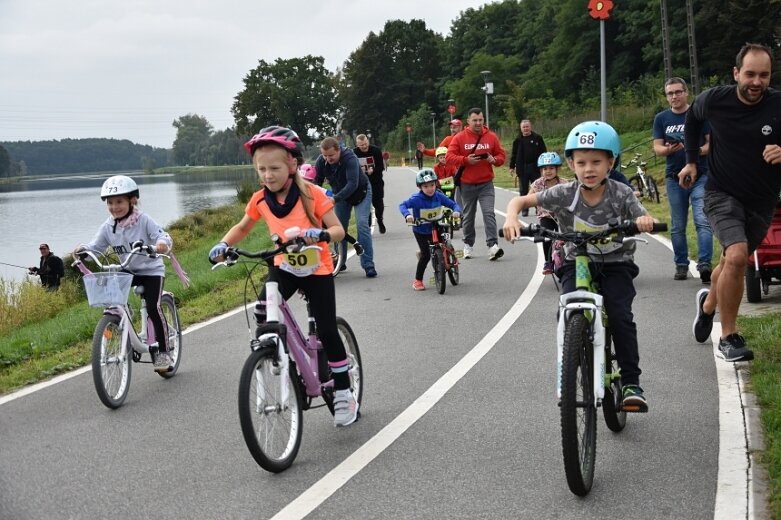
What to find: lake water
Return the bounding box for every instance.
[0,169,256,284]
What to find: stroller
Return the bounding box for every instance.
[745,193,781,302]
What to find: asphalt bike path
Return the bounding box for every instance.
[0,167,748,519]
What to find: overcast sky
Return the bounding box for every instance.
[0,0,484,148]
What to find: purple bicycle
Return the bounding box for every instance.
[212,230,363,472]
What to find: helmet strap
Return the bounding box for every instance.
[579,178,607,191]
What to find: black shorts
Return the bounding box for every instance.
[703,190,774,254]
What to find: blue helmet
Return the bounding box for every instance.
[416,168,438,186]
[537,152,562,168]
[564,121,620,161]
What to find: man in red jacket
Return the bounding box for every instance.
[446,108,505,260]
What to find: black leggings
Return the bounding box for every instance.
[132,275,168,351]
[539,216,558,262]
[257,269,350,390]
[413,232,432,280]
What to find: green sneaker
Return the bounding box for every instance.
[622,385,648,413]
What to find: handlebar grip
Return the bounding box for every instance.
[652,222,668,233]
[520,224,539,237]
[318,230,331,243]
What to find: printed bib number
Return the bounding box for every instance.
[419,206,444,221]
[280,248,320,277]
[577,132,597,148]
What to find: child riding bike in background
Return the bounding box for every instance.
[502,121,657,411]
[399,169,461,291]
[530,152,568,275]
[208,126,358,427]
[75,175,175,371]
[433,146,457,200]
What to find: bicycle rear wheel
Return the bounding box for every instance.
[91,314,131,409]
[324,318,364,415]
[446,245,459,286]
[432,248,446,294]
[157,294,181,379]
[560,313,597,496]
[331,241,346,277]
[238,346,303,473]
[601,328,627,432]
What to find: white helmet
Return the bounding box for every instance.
[101,175,139,201]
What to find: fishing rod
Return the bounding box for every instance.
[0,261,32,270]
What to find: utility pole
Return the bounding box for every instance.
[685,0,701,94]
[659,0,672,80]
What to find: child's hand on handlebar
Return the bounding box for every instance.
[635,216,656,233]
[405,215,414,224]
[502,218,524,242]
[209,241,229,264]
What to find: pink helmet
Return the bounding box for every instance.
[244,126,305,159]
[300,163,317,181]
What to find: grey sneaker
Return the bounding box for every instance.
[153,350,173,371]
[333,389,358,427]
[692,288,714,343]
[674,265,688,280]
[718,333,754,362]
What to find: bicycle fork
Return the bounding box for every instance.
[556,290,606,406]
[254,281,291,412]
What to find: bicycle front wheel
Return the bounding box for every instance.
[331,241,346,277]
[560,313,597,496]
[91,314,131,409]
[647,176,660,203]
[238,346,303,473]
[432,248,446,294]
[157,294,181,379]
[446,245,459,286]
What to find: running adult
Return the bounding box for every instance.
[417,119,463,157]
[686,43,781,362]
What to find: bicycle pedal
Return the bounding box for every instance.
[454,251,464,258]
[622,404,648,413]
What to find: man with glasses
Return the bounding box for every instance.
[28,244,65,290]
[653,77,713,283]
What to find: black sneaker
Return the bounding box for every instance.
[378,219,386,234]
[353,242,364,255]
[674,265,688,280]
[699,267,712,285]
[622,385,648,412]
[718,333,754,362]
[692,288,714,343]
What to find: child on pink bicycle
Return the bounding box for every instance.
[530,152,568,275]
[208,126,358,427]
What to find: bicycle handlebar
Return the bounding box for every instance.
[212,235,324,269]
[500,220,667,244]
[73,244,170,271]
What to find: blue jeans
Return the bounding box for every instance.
[666,175,712,269]
[335,183,374,271]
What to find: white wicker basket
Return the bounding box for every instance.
[83,272,133,307]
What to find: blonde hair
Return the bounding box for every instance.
[253,143,318,226]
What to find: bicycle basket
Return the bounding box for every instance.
[83,272,133,307]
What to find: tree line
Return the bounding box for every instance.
[3,0,778,175]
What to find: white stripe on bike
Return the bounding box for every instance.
[271,211,547,520]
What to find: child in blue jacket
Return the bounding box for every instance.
[399,169,461,291]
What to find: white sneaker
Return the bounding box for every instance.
[333,389,359,427]
[153,351,172,371]
[463,244,473,259]
[488,244,504,261]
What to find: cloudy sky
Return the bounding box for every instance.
[0,0,483,148]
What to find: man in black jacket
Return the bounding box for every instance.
[354,134,387,233]
[28,243,64,290]
[509,119,547,215]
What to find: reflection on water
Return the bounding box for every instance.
[0,169,256,284]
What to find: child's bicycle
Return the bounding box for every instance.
[74,245,182,409]
[507,219,665,496]
[211,228,363,472]
[623,152,660,203]
[410,207,460,294]
[330,232,363,277]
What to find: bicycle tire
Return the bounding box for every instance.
[628,175,643,198]
[331,241,346,277]
[324,317,364,415]
[91,314,131,409]
[238,345,303,473]
[560,313,597,496]
[433,248,446,294]
[157,294,182,379]
[745,265,762,303]
[647,176,660,203]
[446,245,459,286]
[601,328,626,432]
